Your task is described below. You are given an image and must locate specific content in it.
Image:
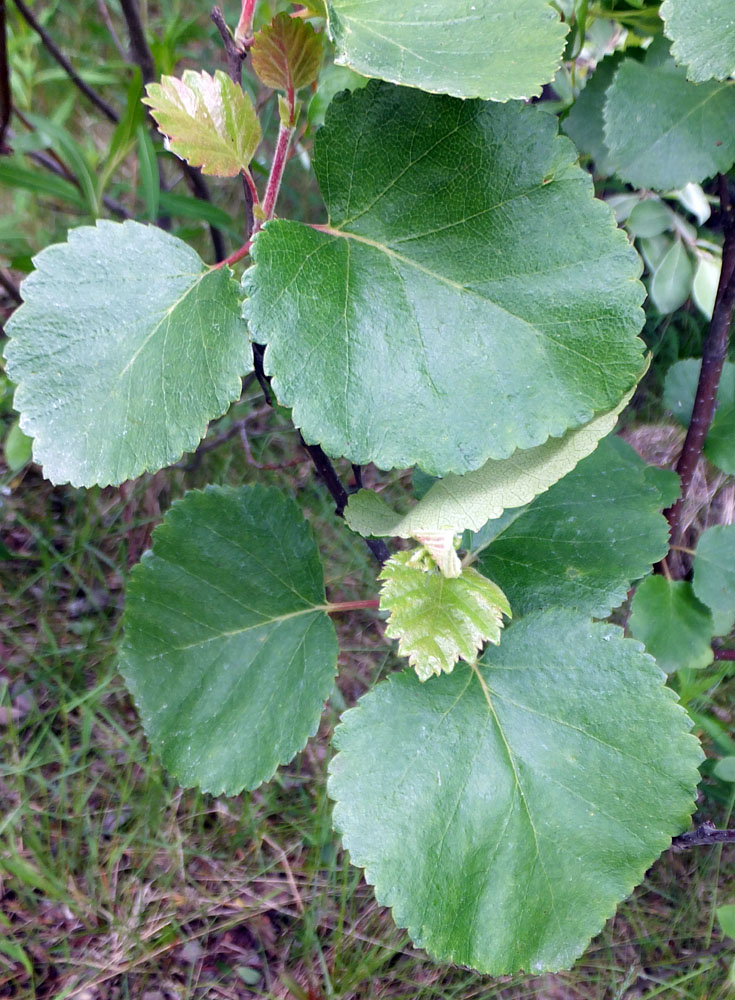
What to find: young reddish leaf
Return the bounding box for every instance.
[143,69,261,176]
[250,13,324,93]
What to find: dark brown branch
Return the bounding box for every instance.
[0,267,21,303]
[211,6,247,85]
[666,175,735,553]
[118,0,155,83]
[0,0,11,153]
[671,822,735,851]
[251,346,390,566]
[12,0,119,122]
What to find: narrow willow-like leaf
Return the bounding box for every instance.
[4,221,250,487]
[629,576,714,672]
[143,69,261,176]
[345,387,638,538]
[329,610,702,974]
[379,551,510,680]
[324,0,567,101]
[120,485,338,796]
[661,0,735,83]
[245,82,645,477]
[603,52,735,191]
[251,13,324,92]
[693,525,735,636]
[473,436,676,619]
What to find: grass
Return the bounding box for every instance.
[1,394,735,999]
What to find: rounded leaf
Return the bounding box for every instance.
[324,0,567,102]
[4,221,250,487]
[245,83,645,476]
[693,524,735,636]
[629,576,714,672]
[120,485,338,795]
[329,610,702,973]
[603,54,735,191]
[474,435,675,618]
[661,0,735,83]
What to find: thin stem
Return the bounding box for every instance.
[261,121,295,223]
[251,345,390,567]
[12,0,119,122]
[96,0,127,60]
[210,6,247,84]
[0,0,11,153]
[235,0,257,44]
[327,600,381,614]
[212,240,252,269]
[666,174,735,553]
[671,821,735,850]
[118,0,154,83]
[714,648,735,661]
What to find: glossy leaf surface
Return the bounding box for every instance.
[324,0,567,101]
[251,13,323,92]
[661,0,735,82]
[4,221,249,487]
[650,241,693,314]
[120,485,338,796]
[629,576,714,672]
[144,69,261,176]
[345,388,638,538]
[473,436,676,618]
[330,610,702,973]
[245,83,644,476]
[693,524,735,636]
[603,53,735,190]
[379,552,511,681]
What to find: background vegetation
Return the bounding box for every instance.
[2,0,735,996]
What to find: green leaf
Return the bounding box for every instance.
[245,83,645,477]
[251,13,324,92]
[473,436,675,619]
[639,234,674,272]
[143,69,261,176]
[324,0,567,102]
[714,758,735,783]
[717,904,735,940]
[4,221,250,487]
[626,200,674,239]
[3,419,32,472]
[703,402,735,475]
[693,525,735,636]
[137,124,160,222]
[378,551,511,681]
[661,0,735,83]
[0,160,85,211]
[650,240,693,314]
[562,52,623,177]
[629,576,714,672]
[119,485,338,796]
[692,255,721,319]
[603,52,735,190]
[329,610,702,974]
[345,386,639,538]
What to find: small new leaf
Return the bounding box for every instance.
[143,69,261,176]
[379,551,511,681]
[251,13,324,93]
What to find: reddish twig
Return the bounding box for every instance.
[713,648,735,661]
[261,120,294,222]
[327,600,381,613]
[235,0,257,45]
